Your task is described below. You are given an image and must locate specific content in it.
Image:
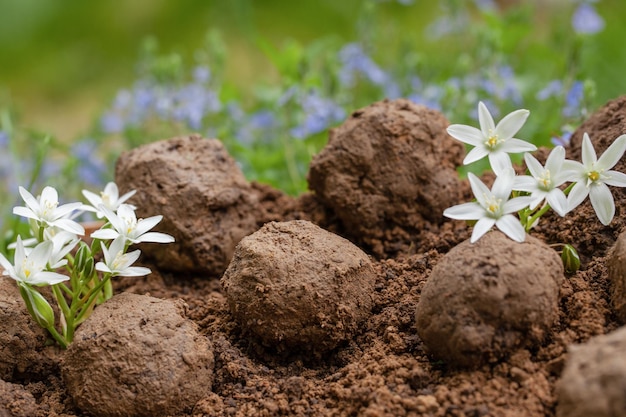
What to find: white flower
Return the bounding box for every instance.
[91,204,175,244]
[444,171,532,243]
[447,101,537,175]
[566,133,626,225]
[96,236,151,277]
[13,186,85,235]
[513,146,574,217]
[82,182,136,218]
[0,236,69,285]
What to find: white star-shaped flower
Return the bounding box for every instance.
[566,133,626,225]
[82,182,136,218]
[13,186,84,235]
[91,204,175,244]
[513,146,576,217]
[96,236,151,277]
[444,171,532,243]
[0,236,69,285]
[447,101,536,175]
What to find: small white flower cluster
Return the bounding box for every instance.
[445,101,626,243]
[0,182,173,284]
[0,182,174,347]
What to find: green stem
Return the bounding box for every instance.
[74,274,112,327]
[45,325,68,349]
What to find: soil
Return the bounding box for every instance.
[2,97,626,416]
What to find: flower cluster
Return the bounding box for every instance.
[445,101,626,245]
[0,182,174,348]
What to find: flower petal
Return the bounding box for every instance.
[567,182,590,212]
[513,175,538,192]
[545,146,566,172]
[478,101,496,138]
[499,138,537,154]
[604,170,626,187]
[581,133,598,166]
[597,134,626,171]
[134,232,175,244]
[496,215,527,242]
[463,146,490,165]
[95,261,113,274]
[133,215,163,237]
[82,189,102,208]
[524,152,544,178]
[495,108,530,140]
[468,173,491,207]
[29,271,69,286]
[589,183,615,225]
[489,152,514,176]
[116,266,151,277]
[52,218,85,235]
[40,186,59,206]
[443,202,485,220]
[18,187,40,213]
[502,196,533,214]
[546,189,569,217]
[471,217,496,243]
[447,124,485,146]
[12,207,39,221]
[91,228,120,240]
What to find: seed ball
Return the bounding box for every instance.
[221,220,376,354]
[556,326,626,417]
[415,231,563,368]
[607,229,626,322]
[0,279,56,381]
[61,292,214,417]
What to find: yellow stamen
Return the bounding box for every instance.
[539,170,552,189]
[588,171,600,182]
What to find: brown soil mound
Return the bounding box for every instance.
[2,97,626,416]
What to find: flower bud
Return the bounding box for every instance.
[19,284,55,329]
[83,257,95,279]
[74,242,90,272]
[561,244,581,273]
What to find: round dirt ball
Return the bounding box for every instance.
[415,231,563,368]
[556,326,626,417]
[608,229,626,323]
[0,278,57,382]
[61,292,214,417]
[221,220,376,355]
[307,98,465,253]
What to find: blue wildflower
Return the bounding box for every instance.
[291,90,345,140]
[0,130,8,148]
[72,139,107,186]
[338,43,390,87]
[536,80,564,101]
[572,3,605,35]
[562,81,584,118]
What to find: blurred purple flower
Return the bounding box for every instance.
[562,81,584,118]
[551,130,573,147]
[536,80,564,100]
[72,139,107,186]
[291,90,345,140]
[193,66,211,83]
[0,130,8,148]
[100,112,125,134]
[572,3,605,34]
[473,0,496,11]
[338,43,389,87]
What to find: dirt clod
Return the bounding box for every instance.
[608,229,626,322]
[61,292,215,417]
[556,325,626,417]
[221,220,376,355]
[308,98,465,256]
[115,134,259,275]
[0,279,58,382]
[415,231,563,368]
